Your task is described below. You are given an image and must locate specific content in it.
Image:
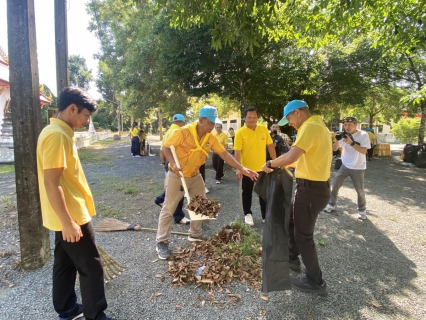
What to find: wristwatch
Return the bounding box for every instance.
[266,160,274,169]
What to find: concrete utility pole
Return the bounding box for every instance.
[55,0,69,95]
[7,0,50,270]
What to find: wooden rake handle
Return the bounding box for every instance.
[170,146,191,200]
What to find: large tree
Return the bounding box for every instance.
[68,54,93,90]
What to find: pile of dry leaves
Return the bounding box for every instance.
[186,195,220,218]
[167,224,262,289]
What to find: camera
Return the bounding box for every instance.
[335,131,348,141]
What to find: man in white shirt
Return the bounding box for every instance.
[324,116,371,220]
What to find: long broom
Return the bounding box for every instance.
[94,218,190,236]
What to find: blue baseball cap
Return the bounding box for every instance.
[199,106,220,124]
[278,100,308,126]
[172,114,185,122]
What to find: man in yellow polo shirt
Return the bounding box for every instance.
[37,87,113,320]
[262,100,331,294]
[156,106,258,259]
[234,106,276,226]
[212,121,228,184]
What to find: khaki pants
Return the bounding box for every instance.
[156,171,205,243]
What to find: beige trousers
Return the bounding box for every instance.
[156,171,205,243]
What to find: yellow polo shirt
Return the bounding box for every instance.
[130,127,139,137]
[37,118,95,231]
[160,123,181,150]
[234,124,273,172]
[164,121,225,177]
[292,115,332,181]
[213,131,228,149]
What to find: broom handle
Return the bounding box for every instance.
[170,146,191,201]
[138,227,189,236]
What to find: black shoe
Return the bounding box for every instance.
[154,199,163,208]
[289,257,301,272]
[290,275,327,294]
[58,303,83,320]
[156,242,171,259]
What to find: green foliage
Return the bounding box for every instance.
[69,55,93,90]
[391,118,421,144]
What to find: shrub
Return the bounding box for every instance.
[391,118,420,144]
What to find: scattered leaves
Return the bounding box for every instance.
[167,224,262,290]
[186,195,220,218]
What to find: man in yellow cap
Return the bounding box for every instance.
[156,106,259,260]
[262,100,331,295]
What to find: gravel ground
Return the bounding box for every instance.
[0,138,425,320]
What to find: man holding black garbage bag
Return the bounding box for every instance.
[262,100,331,294]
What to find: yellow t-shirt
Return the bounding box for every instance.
[233,124,273,172]
[130,127,139,137]
[292,115,332,181]
[213,131,228,149]
[164,121,226,177]
[160,123,181,150]
[367,131,376,146]
[36,118,95,231]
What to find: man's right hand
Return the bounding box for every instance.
[235,169,243,181]
[61,221,83,243]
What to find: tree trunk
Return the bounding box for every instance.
[7,0,50,270]
[158,108,163,141]
[418,100,425,145]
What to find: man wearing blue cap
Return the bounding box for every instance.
[154,114,189,225]
[262,100,331,294]
[155,106,259,260]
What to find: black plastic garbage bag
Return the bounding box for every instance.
[254,168,293,293]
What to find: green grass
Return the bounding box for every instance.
[315,237,327,247]
[228,221,261,257]
[0,165,15,174]
[0,195,15,208]
[78,148,111,163]
[124,186,139,195]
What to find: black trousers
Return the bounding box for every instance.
[242,174,266,219]
[212,153,224,180]
[289,179,330,285]
[367,144,375,159]
[155,191,185,223]
[53,222,107,320]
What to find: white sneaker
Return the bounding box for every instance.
[215,180,221,184]
[245,214,254,226]
[324,204,335,213]
[357,211,367,220]
[205,187,209,194]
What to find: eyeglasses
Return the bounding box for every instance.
[286,110,296,121]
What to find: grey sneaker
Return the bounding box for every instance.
[188,234,208,242]
[323,204,335,213]
[357,211,367,220]
[156,242,171,259]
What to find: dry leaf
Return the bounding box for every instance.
[155,274,163,278]
[369,301,381,308]
[175,305,181,309]
[260,296,269,301]
[154,292,162,297]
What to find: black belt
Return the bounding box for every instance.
[296,178,330,187]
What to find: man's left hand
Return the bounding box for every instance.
[262,163,274,173]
